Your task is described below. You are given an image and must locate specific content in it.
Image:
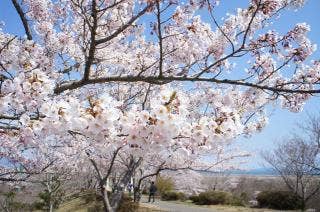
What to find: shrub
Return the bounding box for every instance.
[229,195,245,206]
[34,186,65,211]
[227,192,247,206]
[79,190,111,203]
[239,192,248,203]
[189,191,246,206]
[175,192,187,201]
[31,201,45,210]
[0,191,36,211]
[161,191,187,201]
[80,190,138,212]
[81,191,98,203]
[177,192,187,201]
[189,195,199,203]
[256,191,303,210]
[155,176,175,195]
[197,191,232,205]
[87,203,104,212]
[118,194,139,212]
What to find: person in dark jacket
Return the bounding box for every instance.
[148,181,157,202]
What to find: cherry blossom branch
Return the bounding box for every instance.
[241,0,262,48]
[207,0,235,52]
[0,159,56,182]
[102,146,123,184]
[142,84,151,110]
[95,3,154,45]
[97,0,126,12]
[195,0,262,78]
[86,151,103,181]
[0,36,17,54]
[258,55,294,84]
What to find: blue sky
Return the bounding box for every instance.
[1,0,319,169]
[233,0,320,169]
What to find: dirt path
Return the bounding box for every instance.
[139,197,295,212]
[140,197,218,212]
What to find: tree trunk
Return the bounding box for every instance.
[110,157,142,211]
[300,199,306,211]
[100,183,113,212]
[46,177,53,212]
[49,203,53,212]
[110,170,133,210]
[133,187,141,202]
[133,178,143,203]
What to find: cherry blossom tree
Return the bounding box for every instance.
[1,0,320,211]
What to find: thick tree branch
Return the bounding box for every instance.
[11,0,33,40]
[83,0,98,81]
[102,146,123,184]
[54,75,320,95]
[156,1,164,77]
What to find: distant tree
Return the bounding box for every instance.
[297,114,320,172]
[202,171,231,191]
[262,117,320,209]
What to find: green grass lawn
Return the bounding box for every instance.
[54,195,162,212]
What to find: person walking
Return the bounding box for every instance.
[127,183,133,196]
[148,181,157,203]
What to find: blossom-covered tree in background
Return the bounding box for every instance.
[1,0,320,211]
